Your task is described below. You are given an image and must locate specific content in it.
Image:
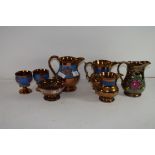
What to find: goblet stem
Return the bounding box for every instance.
[36,87,40,92]
[19,87,32,94]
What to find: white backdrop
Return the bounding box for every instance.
[0,26,154,79]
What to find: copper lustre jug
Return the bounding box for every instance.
[48,55,85,92]
[117,61,151,97]
[93,72,121,102]
[84,60,118,81]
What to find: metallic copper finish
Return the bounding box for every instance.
[124,91,141,97]
[39,77,65,101]
[96,86,119,103]
[90,72,120,103]
[36,87,40,92]
[117,61,151,97]
[84,60,118,81]
[63,77,79,92]
[15,70,32,94]
[44,94,60,101]
[89,73,101,90]
[99,96,114,102]
[33,69,49,76]
[48,55,85,92]
[19,87,32,94]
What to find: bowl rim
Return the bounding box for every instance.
[33,69,49,75]
[39,78,65,90]
[15,70,32,77]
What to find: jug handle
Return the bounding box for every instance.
[117,61,128,81]
[112,61,119,67]
[48,55,60,76]
[77,57,85,64]
[84,62,93,81]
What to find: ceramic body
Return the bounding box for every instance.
[90,72,120,102]
[117,61,151,97]
[96,86,119,102]
[39,78,65,101]
[84,60,118,81]
[33,69,49,91]
[15,70,32,94]
[89,73,101,90]
[48,55,84,92]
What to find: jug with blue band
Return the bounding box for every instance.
[48,55,85,92]
[84,60,118,81]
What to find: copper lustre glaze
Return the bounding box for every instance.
[117,61,151,97]
[33,69,49,91]
[48,55,85,92]
[84,60,118,81]
[90,72,121,102]
[15,70,33,94]
[39,77,65,101]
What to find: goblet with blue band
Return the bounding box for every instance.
[33,69,49,91]
[15,70,33,94]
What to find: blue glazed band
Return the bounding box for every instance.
[33,73,49,83]
[57,65,79,79]
[60,65,78,71]
[94,68,110,73]
[16,76,32,87]
[101,80,116,87]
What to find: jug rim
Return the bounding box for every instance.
[59,56,83,64]
[127,61,151,66]
[33,69,49,75]
[93,60,113,65]
[90,72,119,81]
[39,78,65,90]
[15,70,32,77]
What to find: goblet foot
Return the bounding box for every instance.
[44,94,60,101]
[19,87,32,94]
[99,96,114,103]
[36,86,41,92]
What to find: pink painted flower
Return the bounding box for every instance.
[130,80,141,90]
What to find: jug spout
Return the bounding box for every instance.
[143,61,151,67]
[138,61,151,70]
[77,57,85,64]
